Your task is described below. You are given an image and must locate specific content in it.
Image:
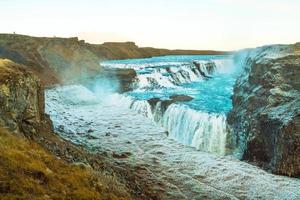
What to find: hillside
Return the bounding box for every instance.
[0,127,131,200]
[0,34,227,87]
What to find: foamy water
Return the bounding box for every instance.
[45,85,300,199]
[101,55,236,155]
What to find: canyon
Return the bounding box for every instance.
[0,34,299,199]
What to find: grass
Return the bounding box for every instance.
[0,128,131,200]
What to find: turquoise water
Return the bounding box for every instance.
[101,55,236,114]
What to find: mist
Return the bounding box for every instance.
[89,76,120,102]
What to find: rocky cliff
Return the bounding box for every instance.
[227,43,300,177]
[0,59,48,137]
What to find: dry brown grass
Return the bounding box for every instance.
[0,128,131,200]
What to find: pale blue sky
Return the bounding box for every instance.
[0,0,299,50]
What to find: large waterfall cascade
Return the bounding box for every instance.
[101,55,238,155]
[45,54,300,199]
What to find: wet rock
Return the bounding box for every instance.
[227,44,300,177]
[58,125,64,132]
[147,95,193,116]
[112,152,132,159]
[192,61,214,78]
[170,94,193,102]
[86,135,98,140]
[155,151,165,155]
[164,131,169,137]
[87,129,94,133]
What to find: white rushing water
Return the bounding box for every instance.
[131,59,233,89]
[162,104,227,155]
[45,84,300,199]
[106,95,228,155]
[101,56,235,155]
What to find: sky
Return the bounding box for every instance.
[0,0,299,50]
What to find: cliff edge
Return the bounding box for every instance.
[227,43,300,177]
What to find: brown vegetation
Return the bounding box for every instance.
[0,128,131,200]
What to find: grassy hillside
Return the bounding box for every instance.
[0,128,131,200]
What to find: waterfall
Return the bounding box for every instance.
[109,94,154,118]
[162,104,227,155]
[137,72,177,89]
[130,100,153,118]
[100,56,234,155]
[134,59,233,89]
[117,96,228,155]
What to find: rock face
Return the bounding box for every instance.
[227,44,300,177]
[0,59,50,136]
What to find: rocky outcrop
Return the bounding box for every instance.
[227,44,300,177]
[0,59,50,137]
[147,95,194,117]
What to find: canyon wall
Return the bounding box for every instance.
[1,33,300,178]
[227,43,300,177]
[0,59,50,137]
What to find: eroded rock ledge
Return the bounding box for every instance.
[227,43,300,177]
